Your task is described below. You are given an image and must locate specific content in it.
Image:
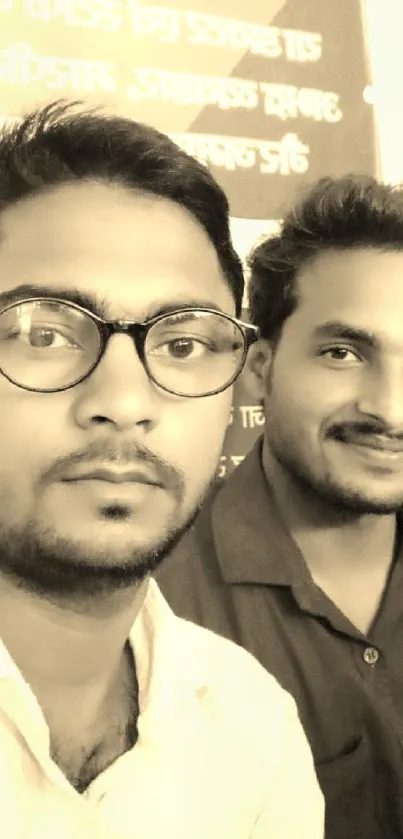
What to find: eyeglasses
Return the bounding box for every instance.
[0,298,259,397]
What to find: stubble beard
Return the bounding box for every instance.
[0,489,211,602]
[265,411,403,517]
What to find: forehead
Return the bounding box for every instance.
[0,180,234,317]
[292,247,403,341]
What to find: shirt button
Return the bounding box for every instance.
[363,646,379,665]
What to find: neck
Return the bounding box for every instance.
[0,572,148,716]
[261,438,397,576]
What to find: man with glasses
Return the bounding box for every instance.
[0,100,323,838]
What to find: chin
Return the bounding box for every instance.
[324,482,403,515]
[61,530,169,563]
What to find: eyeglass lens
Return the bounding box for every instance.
[0,300,246,395]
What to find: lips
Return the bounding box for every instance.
[61,467,162,485]
[333,431,403,453]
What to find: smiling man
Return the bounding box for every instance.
[0,101,323,839]
[157,175,403,839]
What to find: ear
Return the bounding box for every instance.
[243,339,274,402]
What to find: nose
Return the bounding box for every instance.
[356,364,403,431]
[71,334,162,432]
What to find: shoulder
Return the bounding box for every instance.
[175,610,295,724]
[145,583,323,827]
[174,611,314,800]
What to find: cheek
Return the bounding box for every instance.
[0,391,63,479]
[265,372,325,454]
[0,404,34,463]
[165,393,232,468]
[0,396,49,518]
[270,355,354,422]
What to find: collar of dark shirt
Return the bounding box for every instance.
[212,437,306,587]
[210,437,403,630]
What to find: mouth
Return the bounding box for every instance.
[332,432,403,454]
[61,468,162,486]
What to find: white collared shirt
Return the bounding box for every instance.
[0,579,324,839]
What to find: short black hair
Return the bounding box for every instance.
[248,175,403,341]
[0,99,244,315]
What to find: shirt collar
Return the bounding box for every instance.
[0,579,209,746]
[130,577,209,702]
[211,440,403,632]
[212,437,310,587]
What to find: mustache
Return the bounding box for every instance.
[39,439,185,497]
[328,422,403,442]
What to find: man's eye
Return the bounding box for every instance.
[4,325,79,349]
[26,327,79,349]
[152,338,210,360]
[320,346,360,363]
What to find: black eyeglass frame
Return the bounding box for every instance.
[0,297,260,397]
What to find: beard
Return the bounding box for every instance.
[274,449,403,515]
[264,413,403,517]
[0,493,209,603]
[0,434,222,603]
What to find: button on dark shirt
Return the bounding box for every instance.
[156,438,403,839]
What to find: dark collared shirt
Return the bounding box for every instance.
[156,438,403,839]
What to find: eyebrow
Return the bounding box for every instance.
[0,284,228,321]
[313,320,382,353]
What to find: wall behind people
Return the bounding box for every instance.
[364,0,403,186]
[0,0,376,473]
